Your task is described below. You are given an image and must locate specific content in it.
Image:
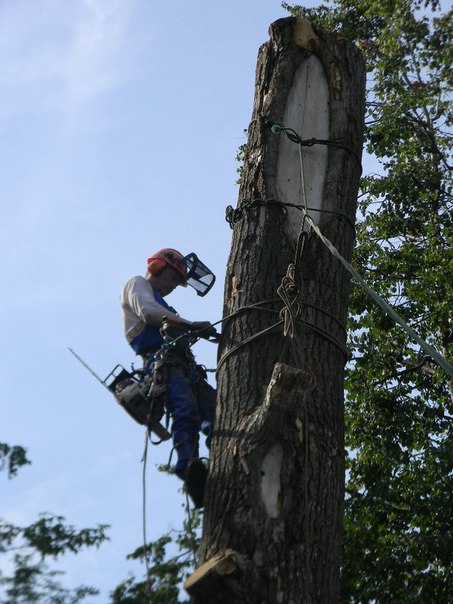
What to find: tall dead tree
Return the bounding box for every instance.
[186,17,365,603]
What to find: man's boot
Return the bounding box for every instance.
[185,458,207,509]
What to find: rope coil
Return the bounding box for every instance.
[277,263,302,337]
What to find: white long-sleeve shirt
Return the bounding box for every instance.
[120,276,179,344]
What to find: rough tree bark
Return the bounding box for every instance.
[186,17,365,604]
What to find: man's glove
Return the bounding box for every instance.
[190,321,219,339]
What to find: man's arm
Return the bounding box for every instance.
[123,277,218,339]
[123,277,179,327]
[163,315,219,339]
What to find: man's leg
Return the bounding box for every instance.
[167,368,200,479]
[194,378,216,448]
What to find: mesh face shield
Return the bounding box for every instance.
[184,253,216,297]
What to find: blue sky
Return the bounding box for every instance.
[1,0,325,599]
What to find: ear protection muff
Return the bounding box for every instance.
[147,257,167,276]
[146,249,188,285]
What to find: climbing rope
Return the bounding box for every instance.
[277,231,307,337]
[216,319,284,373]
[216,305,349,374]
[277,263,301,337]
[141,430,154,598]
[299,206,453,378]
[222,119,453,379]
[184,490,199,567]
[260,115,363,170]
[225,198,356,234]
[139,330,200,596]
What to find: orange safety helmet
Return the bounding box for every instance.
[147,248,188,286]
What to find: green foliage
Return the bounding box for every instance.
[285,0,452,601]
[0,443,31,479]
[0,443,109,603]
[109,501,201,604]
[110,537,185,604]
[0,513,108,603]
[235,129,249,185]
[0,555,99,604]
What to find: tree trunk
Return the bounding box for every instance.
[187,17,365,603]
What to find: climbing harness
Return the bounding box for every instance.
[69,318,221,443]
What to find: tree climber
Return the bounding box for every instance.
[120,248,218,508]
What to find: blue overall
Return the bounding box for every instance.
[130,292,216,479]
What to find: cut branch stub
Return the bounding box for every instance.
[184,549,259,604]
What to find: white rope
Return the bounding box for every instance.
[269,141,453,377]
[309,215,452,378]
[296,146,453,379]
[141,430,154,597]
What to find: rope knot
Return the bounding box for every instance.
[277,263,302,338]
